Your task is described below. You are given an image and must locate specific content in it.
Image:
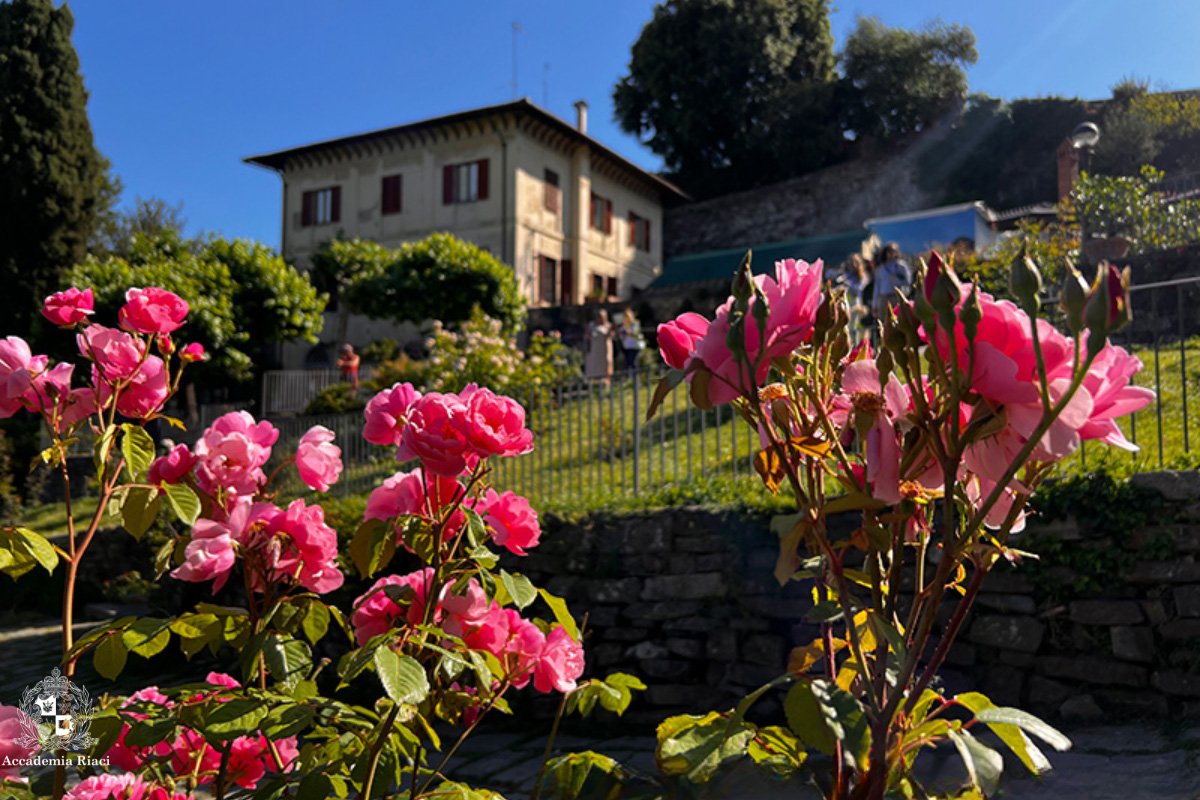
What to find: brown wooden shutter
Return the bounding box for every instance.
[330,186,341,223]
[477,159,489,200]
[443,165,454,204]
[301,190,313,227]
[396,174,402,213]
[605,199,613,234]
[628,213,636,246]
[381,175,401,215]
[560,259,573,306]
[645,218,651,251]
[606,276,618,298]
[589,194,595,228]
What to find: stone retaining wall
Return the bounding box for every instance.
[510,470,1200,723]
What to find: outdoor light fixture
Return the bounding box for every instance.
[1070,121,1101,150]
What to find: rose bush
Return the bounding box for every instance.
[0,286,635,800]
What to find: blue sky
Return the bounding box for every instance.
[68,1,1200,248]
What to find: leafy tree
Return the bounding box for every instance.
[0,0,106,339]
[342,233,525,333]
[613,0,838,198]
[310,237,392,345]
[68,232,326,381]
[1094,79,1200,176]
[1068,165,1200,255]
[838,15,977,143]
[92,196,192,257]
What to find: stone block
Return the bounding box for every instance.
[1111,626,1156,663]
[1060,694,1104,722]
[666,637,702,659]
[625,641,669,660]
[743,597,812,619]
[707,630,738,662]
[728,617,770,632]
[1039,656,1148,687]
[976,593,1037,614]
[1151,671,1200,697]
[1095,689,1169,719]
[545,575,582,598]
[1070,600,1144,626]
[622,554,666,575]
[1174,585,1200,617]
[1158,619,1200,642]
[728,663,781,688]
[981,665,1024,707]
[1131,470,1200,501]
[623,601,700,621]
[980,571,1033,594]
[592,643,625,667]
[1028,516,1082,541]
[696,554,729,572]
[967,615,1045,653]
[588,577,643,603]
[640,659,692,679]
[604,627,654,642]
[646,684,694,707]
[662,617,713,634]
[641,572,725,601]
[747,550,776,571]
[944,642,976,667]
[623,522,670,553]
[999,650,1035,668]
[1028,676,1072,709]
[674,535,726,553]
[742,634,786,667]
[1142,599,1169,625]
[1128,561,1200,584]
[585,605,620,628]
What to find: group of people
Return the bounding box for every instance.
[584,306,645,382]
[838,241,912,343]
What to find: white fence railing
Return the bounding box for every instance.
[260,370,347,416]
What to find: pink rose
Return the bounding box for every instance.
[119,287,189,335]
[80,325,145,383]
[96,355,170,418]
[149,444,198,485]
[463,605,543,688]
[171,512,239,592]
[264,499,343,594]
[180,342,206,362]
[657,312,709,370]
[351,568,438,645]
[363,382,422,446]
[193,411,278,496]
[482,489,541,555]
[534,626,585,694]
[0,336,45,418]
[458,385,533,457]
[63,773,191,800]
[397,392,478,476]
[439,578,489,638]
[0,704,38,783]
[365,468,465,543]
[295,425,343,492]
[108,687,174,772]
[1074,341,1155,450]
[42,287,94,327]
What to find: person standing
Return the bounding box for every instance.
[841,255,870,343]
[617,306,646,375]
[871,242,912,319]
[584,310,614,385]
[336,343,361,390]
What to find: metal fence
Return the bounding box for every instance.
[261,370,349,416]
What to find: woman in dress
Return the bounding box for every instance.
[584,309,614,385]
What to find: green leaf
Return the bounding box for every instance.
[123,717,176,749]
[655,711,755,783]
[785,681,835,755]
[164,482,200,526]
[95,633,128,680]
[0,527,59,577]
[500,570,536,610]
[974,706,1072,752]
[538,588,578,639]
[804,600,843,623]
[947,727,1003,795]
[120,487,161,540]
[263,634,312,689]
[463,507,488,549]
[121,424,156,480]
[203,698,269,740]
[374,648,430,705]
[122,617,172,658]
[301,600,331,645]
[261,703,315,740]
[295,773,333,800]
[539,751,629,800]
[94,424,118,482]
[747,725,807,778]
[349,518,395,579]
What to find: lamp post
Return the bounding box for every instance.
[1070,121,1101,264]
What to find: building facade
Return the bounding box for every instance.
[246,100,687,317]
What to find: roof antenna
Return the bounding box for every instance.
[511,21,524,100]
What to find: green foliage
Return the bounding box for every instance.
[838,15,977,143]
[613,0,839,198]
[92,196,189,257]
[954,219,1077,301]
[0,0,107,341]
[341,233,524,333]
[919,94,1088,209]
[1068,165,1200,254]
[68,231,326,381]
[304,383,365,416]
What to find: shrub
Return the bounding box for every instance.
[302,382,364,416]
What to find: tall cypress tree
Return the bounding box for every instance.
[0,0,103,338]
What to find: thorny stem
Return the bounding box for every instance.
[358,703,400,800]
[529,689,571,800]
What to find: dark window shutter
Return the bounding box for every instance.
[628,213,636,246]
[560,259,574,306]
[330,186,341,223]
[645,219,651,251]
[605,199,613,234]
[396,174,402,213]
[443,165,455,204]
[589,194,595,227]
[301,190,313,227]
[607,276,618,298]
[477,159,489,200]
[382,175,401,215]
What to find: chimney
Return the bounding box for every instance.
[574,100,588,135]
[1057,138,1079,201]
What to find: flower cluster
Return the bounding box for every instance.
[162,410,345,595]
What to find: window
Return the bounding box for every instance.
[301,186,340,227]
[544,169,560,213]
[538,256,558,306]
[381,174,402,215]
[442,159,490,204]
[606,276,618,299]
[590,193,612,233]
[591,273,604,296]
[628,212,651,251]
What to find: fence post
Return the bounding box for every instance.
[632,370,641,495]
